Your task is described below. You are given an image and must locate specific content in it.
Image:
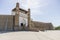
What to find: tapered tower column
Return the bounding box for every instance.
[28,9,31,28]
[14,2,20,30]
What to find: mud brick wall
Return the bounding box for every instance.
[0,15,13,31]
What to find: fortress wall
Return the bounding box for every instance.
[32,21,54,31]
[0,15,13,31]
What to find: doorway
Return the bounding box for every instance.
[21,23,23,26]
[21,23,25,30]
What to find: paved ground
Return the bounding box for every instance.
[0,30,60,40]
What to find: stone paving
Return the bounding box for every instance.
[0,30,60,40]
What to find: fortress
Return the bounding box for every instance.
[0,2,53,31]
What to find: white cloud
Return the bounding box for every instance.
[0,0,49,16]
[27,0,49,8]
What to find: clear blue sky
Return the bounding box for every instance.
[0,0,60,27]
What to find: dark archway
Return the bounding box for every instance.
[21,23,25,30]
[21,23,23,26]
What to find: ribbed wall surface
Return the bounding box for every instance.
[0,15,13,31]
[32,21,54,31]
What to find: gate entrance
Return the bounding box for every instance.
[21,23,25,30]
[21,23,23,26]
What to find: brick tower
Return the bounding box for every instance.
[28,9,31,28]
[12,2,20,31]
[15,2,20,30]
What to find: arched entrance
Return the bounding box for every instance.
[19,17,27,30]
[20,23,25,30]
